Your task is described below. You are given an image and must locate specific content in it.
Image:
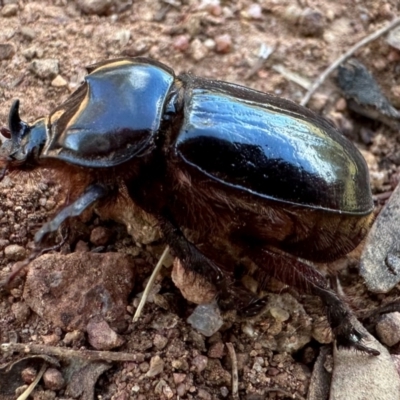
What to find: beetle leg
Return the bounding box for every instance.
[360,299,400,332]
[247,248,380,356]
[34,184,109,246]
[158,217,227,292]
[236,295,269,317]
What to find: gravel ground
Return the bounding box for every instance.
[1,1,400,399]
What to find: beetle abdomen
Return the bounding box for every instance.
[175,77,373,215]
[167,163,373,262]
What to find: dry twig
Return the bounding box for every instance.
[226,342,239,399]
[272,64,311,89]
[1,342,142,362]
[133,245,170,322]
[300,17,400,106]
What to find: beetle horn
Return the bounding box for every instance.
[9,100,22,136]
[8,99,29,145]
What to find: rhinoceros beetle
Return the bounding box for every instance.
[0,57,377,355]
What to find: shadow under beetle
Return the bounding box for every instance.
[0,57,377,355]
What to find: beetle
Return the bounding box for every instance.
[0,57,377,355]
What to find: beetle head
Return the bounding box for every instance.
[0,100,46,178]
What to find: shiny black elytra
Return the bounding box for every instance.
[0,57,377,355]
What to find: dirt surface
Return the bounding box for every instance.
[1,1,400,399]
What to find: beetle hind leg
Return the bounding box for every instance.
[248,247,380,356]
[312,285,379,356]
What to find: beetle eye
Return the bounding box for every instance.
[0,127,11,139]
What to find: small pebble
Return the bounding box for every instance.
[162,383,174,399]
[173,35,190,52]
[203,38,216,50]
[208,342,225,358]
[42,333,60,346]
[30,59,60,80]
[176,383,187,397]
[246,3,263,20]
[90,226,112,246]
[11,302,31,323]
[298,8,325,37]
[376,312,400,347]
[173,373,186,385]
[198,388,212,399]
[146,355,164,377]
[387,26,400,51]
[0,43,15,60]
[171,358,189,371]
[39,198,47,208]
[283,5,302,23]
[172,259,216,305]
[87,318,125,350]
[51,75,68,87]
[75,240,89,252]
[308,93,329,111]
[10,288,22,298]
[269,306,290,322]
[268,367,280,376]
[187,302,223,337]
[139,362,149,373]
[21,367,37,384]
[220,386,229,397]
[63,330,84,344]
[335,98,347,112]
[4,244,26,261]
[215,34,232,53]
[43,368,65,390]
[123,39,150,56]
[252,358,264,372]
[388,50,400,63]
[76,0,113,15]
[114,29,131,47]
[191,354,208,373]
[32,389,57,399]
[153,334,168,350]
[20,27,36,40]
[373,58,387,71]
[82,26,94,38]
[391,85,400,99]
[203,1,221,17]
[1,3,18,17]
[45,200,56,211]
[154,379,167,396]
[190,38,208,61]
[22,46,42,60]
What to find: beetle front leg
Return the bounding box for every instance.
[157,217,226,292]
[34,183,110,246]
